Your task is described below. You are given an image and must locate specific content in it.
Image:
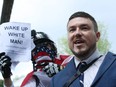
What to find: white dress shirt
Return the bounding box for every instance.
[74,49,106,87]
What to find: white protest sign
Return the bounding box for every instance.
[0,22,31,62]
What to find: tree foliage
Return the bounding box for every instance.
[58,22,111,54]
[0,79,3,87]
[97,22,110,54]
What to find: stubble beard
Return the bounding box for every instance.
[71,44,96,60]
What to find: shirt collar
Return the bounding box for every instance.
[74,49,101,67]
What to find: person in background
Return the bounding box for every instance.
[50,11,116,87]
[21,30,72,87]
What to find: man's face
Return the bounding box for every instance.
[67,17,100,60]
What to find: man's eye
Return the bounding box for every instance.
[81,27,88,30]
[68,28,75,32]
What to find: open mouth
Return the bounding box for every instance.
[74,39,84,45]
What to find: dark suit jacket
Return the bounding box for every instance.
[50,52,116,87]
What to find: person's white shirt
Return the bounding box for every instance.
[74,49,106,87]
[23,70,51,87]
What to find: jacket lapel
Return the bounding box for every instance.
[64,57,81,87]
[91,52,116,86]
[65,57,77,77]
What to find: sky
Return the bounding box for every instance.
[0,0,116,86]
[0,0,116,52]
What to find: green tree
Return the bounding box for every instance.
[0,79,3,87]
[58,22,111,54]
[97,22,110,54]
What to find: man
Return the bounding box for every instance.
[20,30,61,87]
[50,11,116,87]
[21,30,73,87]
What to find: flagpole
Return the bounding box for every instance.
[0,0,14,24]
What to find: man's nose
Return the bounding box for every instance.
[74,28,82,37]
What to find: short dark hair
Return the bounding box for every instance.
[68,11,98,32]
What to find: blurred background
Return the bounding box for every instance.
[0,0,116,86]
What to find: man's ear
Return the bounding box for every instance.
[96,32,100,42]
